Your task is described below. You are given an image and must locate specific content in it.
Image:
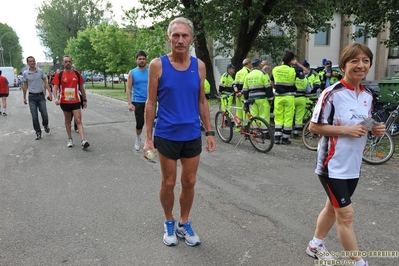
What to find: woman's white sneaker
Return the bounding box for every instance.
[67,138,74,147]
[306,240,335,260]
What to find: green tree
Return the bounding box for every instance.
[65,26,108,87]
[121,8,167,65]
[138,0,337,95]
[338,0,399,47]
[36,0,112,66]
[0,23,23,70]
[89,22,134,88]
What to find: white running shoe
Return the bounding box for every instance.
[134,136,141,151]
[163,220,178,246]
[306,240,335,260]
[67,138,74,147]
[176,221,201,246]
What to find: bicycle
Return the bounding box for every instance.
[215,92,274,153]
[362,88,399,165]
[301,97,320,151]
[370,96,399,136]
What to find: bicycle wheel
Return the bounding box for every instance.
[362,132,395,165]
[302,120,319,151]
[247,116,274,153]
[215,111,233,143]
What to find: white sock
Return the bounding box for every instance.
[355,259,365,266]
[137,135,141,141]
[311,237,324,247]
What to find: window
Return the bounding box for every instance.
[389,46,399,57]
[314,24,330,46]
[354,26,367,44]
[271,26,283,37]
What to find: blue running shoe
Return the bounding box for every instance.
[163,220,178,246]
[176,221,201,246]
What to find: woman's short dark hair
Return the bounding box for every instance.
[135,51,147,59]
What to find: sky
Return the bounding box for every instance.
[0,0,143,63]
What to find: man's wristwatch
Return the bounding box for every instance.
[205,131,215,136]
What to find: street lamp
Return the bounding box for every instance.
[0,31,13,66]
[9,44,18,66]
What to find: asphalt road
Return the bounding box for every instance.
[0,87,398,266]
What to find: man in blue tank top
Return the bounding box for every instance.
[126,51,148,151]
[144,17,216,247]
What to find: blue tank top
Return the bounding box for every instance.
[154,55,201,141]
[131,67,148,103]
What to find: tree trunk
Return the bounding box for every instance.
[231,0,278,69]
[182,0,217,96]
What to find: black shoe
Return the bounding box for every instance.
[35,133,41,140]
[81,140,90,149]
[293,134,299,139]
[3,112,7,116]
[44,125,50,133]
[281,139,291,145]
[274,138,281,144]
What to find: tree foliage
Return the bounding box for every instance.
[36,0,112,64]
[138,0,338,95]
[338,0,399,47]
[0,23,23,70]
[65,26,107,76]
[65,9,167,88]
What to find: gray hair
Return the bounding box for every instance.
[167,17,194,36]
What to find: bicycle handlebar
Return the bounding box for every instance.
[216,92,235,99]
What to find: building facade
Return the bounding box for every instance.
[296,13,396,81]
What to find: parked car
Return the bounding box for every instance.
[86,75,104,82]
[107,76,119,83]
[120,73,128,82]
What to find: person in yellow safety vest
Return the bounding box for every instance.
[270,51,307,145]
[260,60,272,77]
[243,59,274,134]
[219,64,235,112]
[302,61,321,98]
[199,78,211,131]
[318,60,342,91]
[233,58,252,131]
[204,78,211,104]
[293,69,309,138]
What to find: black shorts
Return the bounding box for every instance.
[154,136,202,160]
[0,94,9,97]
[318,175,359,208]
[60,102,82,112]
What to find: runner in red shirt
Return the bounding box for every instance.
[52,55,90,149]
